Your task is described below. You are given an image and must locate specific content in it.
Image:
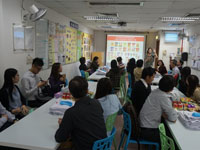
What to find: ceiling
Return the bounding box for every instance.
[35,0,200,32]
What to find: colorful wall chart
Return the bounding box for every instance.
[106,35,145,65]
[82,33,92,60]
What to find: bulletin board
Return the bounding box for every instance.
[82,33,92,60]
[77,30,82,60]
[188,35,200,71]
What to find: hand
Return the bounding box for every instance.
[2,114,8,120]
[60,75,66,82]
[21,105,29,115]
[153,49,156,53]
[12,107,21,114]
[37,81,47,88]
[58,118,62,125]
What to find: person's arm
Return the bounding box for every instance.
[106,71,111,77]
[55,110,73,142]
[0,102,15,122]
[0,115,8,128]
[161,97,178,122]
[153,49,158,58]
[21,77,38,97]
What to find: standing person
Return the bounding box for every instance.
[139,75,178,143]
[157,60,167,76]
[90,56,99,74]
[144,47,157,68]
[178,67,191,95]
[131,67,156,115]
[126,58,136,87]
[177,59,184,72]
[0,69,29,119]
[95,78,122,122]
[21,58,47,107]
[79,57,90,72]
[170,59,180,76]
[106,60,121,91]
[186,75,200,104]
[55,76,107,150]
[49,63,66,96]
[117,57,125,74]
[134,59,144,82]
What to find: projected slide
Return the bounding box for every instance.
[106,35,145,65]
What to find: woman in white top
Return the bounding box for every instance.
[95,78,122,122]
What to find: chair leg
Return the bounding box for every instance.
[155,143,159,150]
[113,137,117,150]
[118,133,125,150]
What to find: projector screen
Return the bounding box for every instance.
[106,35,145,65]
[165,32,179,43]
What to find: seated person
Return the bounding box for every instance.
[95,78,122,122]
[90,56,99,74]
[177,59,184,72]
[157,60,167,76]
[21,58,48,108]
[0,69,29,119]
[117,56,125,74]
[178,67,191,95]
[79,57,90,72]
[126,58,136,87]
[134,59,143,81]
[55,76,107,150]
[170,59,180,76]
[49,63,66,96]
[139,75,178,143]
[106,60,121,90]
[0,102,15,132]
[131,67,156,115]
[186,75,200,104]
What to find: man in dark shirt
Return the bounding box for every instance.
[131,67,156,116]
[55,76,107,150]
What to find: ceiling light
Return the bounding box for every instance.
[89,2,144,6]
[83,16,119,21]
[161,17,199,22]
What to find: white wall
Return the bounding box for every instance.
[159,31,189,70]
[0,0,93,87]
[187,24,200,77]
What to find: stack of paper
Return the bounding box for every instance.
[49,99,75,115]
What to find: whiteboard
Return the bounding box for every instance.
[25,27,34,50]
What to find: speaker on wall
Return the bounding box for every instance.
[181,52,188,61]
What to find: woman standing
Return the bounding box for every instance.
[144,47,157,68]
[49,63,66,96]
[0,68,29,119]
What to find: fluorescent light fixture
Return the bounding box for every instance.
[89,2,144,6]
[161,17,199,22]
[83,16,119,21]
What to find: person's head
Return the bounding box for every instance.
[159,75,175,92]
[69,76,88,99]
[157,60,165,67]
[31,58,44,74]
[3,68,19,88]
[170,59,177,68]
[186,75,199,96]
[95,78,113,99]
[79,57,86,65]
[111,59,118,69]
[147,47,153,54]
[141,67,156,84]
[127,58,136,73]
[117,57,122,64]
[181,67,191,80]
[136,59,143,68]
[93,56,99,63]
[50,63,62,80]
[177,59,184,66]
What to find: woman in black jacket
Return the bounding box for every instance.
[0,68,29,119]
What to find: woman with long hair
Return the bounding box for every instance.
[157,60,167,76]
[178,67,191,95]
[95,78,121,122]
[186,75,200,104]
[0,68,28,119]
[49,63,66,96]
[126,58,136,86]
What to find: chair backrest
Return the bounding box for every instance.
[85,71,89,80]
[159,123,175,150]
[106,112,118,132]
[92,127,116,150]
[121,108,132,138]
[128,73,132,88]
[80,70,85,78]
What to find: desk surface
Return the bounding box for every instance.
[152,75,162,84]
[0,82,97,150]
[88,71,106,81]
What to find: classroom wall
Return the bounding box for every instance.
[0,0,93,87]
[158,31,189,70]
[93,30,158,64]
[187,24,200,77]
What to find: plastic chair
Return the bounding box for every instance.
[159,123,175,150]
[80,70,85,78]
[106,112,118,150]
[127,73,132,98]
[85,71,89,80]
[93,127,116,150]
[118,108,159,150]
